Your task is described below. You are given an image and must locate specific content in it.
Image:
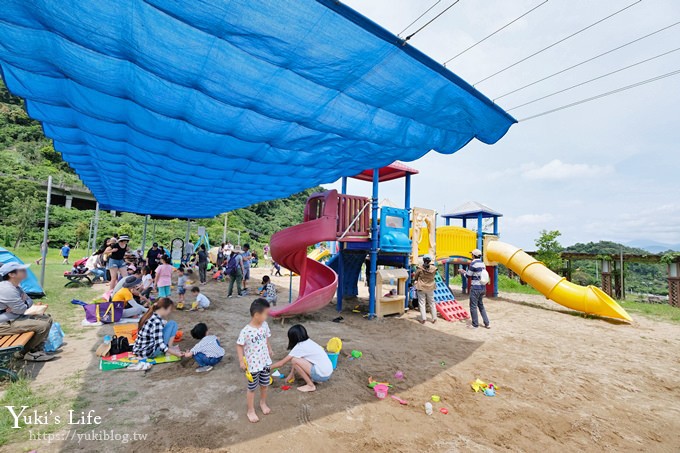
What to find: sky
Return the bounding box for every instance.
[324,0,680,249]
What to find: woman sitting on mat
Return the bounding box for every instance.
[132,298,181,359]
[111,275,149,318]
[271,324,333,393]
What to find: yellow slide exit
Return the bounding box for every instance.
[486,241,632,322]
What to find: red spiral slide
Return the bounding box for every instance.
[269,191,339,317]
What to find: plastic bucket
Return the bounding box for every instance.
[327,352,339,369]
[373,384,389,399]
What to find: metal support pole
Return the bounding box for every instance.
[223,213,228,243]
[492,216,499,296]
[336,248,344,311]
[91,202,100,254]
[86,218,93,253]
[341,176,347,195]
[620,246,625,299]
[141,215,149,253]
[151,219,156,243]
[368,168,379,319]
[404,172,411,308]
[185,218,191,247]
[476,213,483,250]
[288,271,293,304]
[445,217,450,226]
[39,176,52,287]
[238,231,241,247]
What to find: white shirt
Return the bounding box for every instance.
[289,339,333,378]
[142,274,153,289]
[195,293,210,308]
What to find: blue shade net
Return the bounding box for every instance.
[0,0,516,218]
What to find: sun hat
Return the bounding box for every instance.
[118,235,130,242]
[122,276,142,288]
[0,262,30,277]
[471,249,482,257]
[422,255,432,262]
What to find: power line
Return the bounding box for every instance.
[494,20,680,101]
[507,46,680,111]
[404,0,462,42]
[443,0,549,66]
[475,0,643,85]
[518,68,680,121]
[398,0,442,37]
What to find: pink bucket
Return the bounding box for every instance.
[373,384,389,399]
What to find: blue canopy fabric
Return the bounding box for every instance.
[0,247,45,298]
[0,0,516,218]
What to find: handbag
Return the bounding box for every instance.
[83,302,124,324]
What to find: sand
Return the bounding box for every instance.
[9,267,680,452]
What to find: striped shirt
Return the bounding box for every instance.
[190,335,225,358]
[465,258,486,288]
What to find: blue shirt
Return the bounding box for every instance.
[61,246,70,256]
[465,258,486,287]
[242,251,252,269]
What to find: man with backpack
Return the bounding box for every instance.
[225,250,245,298]
[459,248,490,329]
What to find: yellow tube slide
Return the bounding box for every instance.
[486,241,632,322]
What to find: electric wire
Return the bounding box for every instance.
[507,46,680,111]
[404,0,462,42]
[398,0,442,37]
[518,68,680,121]
[443,0,549,66]
[475,0,643,85]
[494,20,680,101]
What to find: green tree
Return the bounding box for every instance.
[7,197,41,248]
[535,229,563,272]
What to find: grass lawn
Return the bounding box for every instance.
[619,298,680,324]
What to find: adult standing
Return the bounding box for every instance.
[0,263,55,362]
[227,250,245,298]
[414,255,437,324]
[184,240,194,263]
[105,235,130,291]
[263,243,271,264]
[459,249,490,329]
[197,244,208,285]
[147,242,162,276]
[241,244,252,291]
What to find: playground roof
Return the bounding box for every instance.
[0,0,515,218]
[352,162,420,183]
[443,201,503,219]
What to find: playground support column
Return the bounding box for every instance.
[223,213,228,243]
[336,177,347,311]
[91,202,99,254]
[404,173,411,308]
[40,176,52,287]
[185,218,191,249]
[492,216,499,297]
[141,215,149,253]
[341,176,347,195]
[368,168,379,319]
[476,213,483,250]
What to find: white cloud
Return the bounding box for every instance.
[522,159,614,181]
[504,213,553,228]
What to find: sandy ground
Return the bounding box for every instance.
[6,266,680,453]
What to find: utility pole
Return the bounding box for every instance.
[223,213,228,243]
[39,176,52,287]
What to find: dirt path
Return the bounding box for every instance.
[7,268,680,452]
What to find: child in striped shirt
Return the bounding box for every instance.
[183,322,225,373]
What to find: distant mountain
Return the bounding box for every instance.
[625,240,680,254]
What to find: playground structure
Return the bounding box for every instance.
[270,172,632,322]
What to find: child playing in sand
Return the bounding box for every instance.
[271,324,333,393]
[141,265,153,299]
[236,298,273,423]
[190,286,211,311]
[183,322,224,373]
[259,275,277,306]
[177,267,188,304]
[154,255,175,298]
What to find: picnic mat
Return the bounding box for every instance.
[102,352,180,365]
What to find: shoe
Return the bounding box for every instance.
[196,366,213,373]
[484,325,491,329]
[228,295,233,298]
[127,362,152,371]
[24,351,56,362]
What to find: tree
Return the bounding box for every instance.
[535,229,563,272]
[7,196,41,248]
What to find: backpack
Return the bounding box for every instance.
[109,335,131,355]
[224,254,239,277]
[480,268,490,285]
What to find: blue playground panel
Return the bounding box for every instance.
[379,207,411,254]
[434,272,456,304]
[328,251,366,299]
